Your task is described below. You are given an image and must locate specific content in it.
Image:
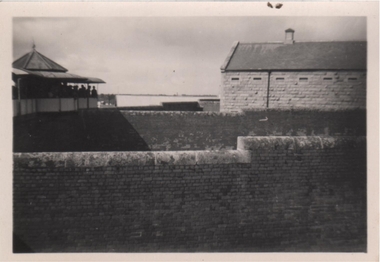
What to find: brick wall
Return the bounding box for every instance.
[121,109,366,151]
[221,71,366,112]
[13,136,366,252]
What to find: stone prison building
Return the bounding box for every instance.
[220,28,366,111]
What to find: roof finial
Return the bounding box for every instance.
[32,37,36,50]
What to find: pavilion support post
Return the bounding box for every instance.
[266,71,271,108]
[87,83,89,109]
[17,78,21,116]
[59,84,62,112]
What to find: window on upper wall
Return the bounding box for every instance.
[276,77,285,81]
[348,77,358,81]
[323,77,333,81]
[299,77,308,81]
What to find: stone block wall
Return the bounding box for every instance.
[269,71,366,109]
[121,109,366,151]
[14,109,366,153]
[13,136,366,252]
[221,72,269,111]
[221,71,366,112]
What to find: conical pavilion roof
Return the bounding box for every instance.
[13,48,68,72]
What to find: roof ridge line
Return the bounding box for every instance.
[34,50,68,72]
[23,50,35,69]
[33,50,52,70]
[239,42,282,44]
[12,53,28,66]
[221,41,239,71]
[238,40,367,44]
[224,40,366,71]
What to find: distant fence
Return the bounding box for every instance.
[13,98,98,116]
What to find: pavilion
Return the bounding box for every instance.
[12,45,106,116]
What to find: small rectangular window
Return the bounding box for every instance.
[299,77,308,81]
[276,77,285,81]
[323,77,333,80]
[231,77,239,81]
[253,78,262,80]
[348,77,358,81]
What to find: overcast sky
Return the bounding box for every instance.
[13,17,366,95]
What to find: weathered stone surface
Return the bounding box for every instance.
[121,109,366,151]
[320,136,366,149]
[221,71,366,112]
[196,150,250,165]
[238,136,296,151]
[238,136,366,151]
[154,151,197,166]
[13,136,366,252]
[13,150,250,168]
[14,152,156,168]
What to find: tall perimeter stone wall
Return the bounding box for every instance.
[221,71,366,112]
[13,136,366,252]
[121,109,366,151]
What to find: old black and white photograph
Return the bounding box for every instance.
[1,2,378,261]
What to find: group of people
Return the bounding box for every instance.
[12,81,98,99]
[65,85,98,98]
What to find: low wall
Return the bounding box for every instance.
[121,109,366,151]
[118,102,203,111]
[21,99,37,116]
[116,95,218,108]
[60,98,77,112]
[13,99,37,117]
[13,136,366,252]
[161,102,202,111]
[198,99,220,112]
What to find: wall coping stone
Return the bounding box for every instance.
[122,108,366,116]
[121,110,245,116]
[13,150,251,169]
[237,136,366,151]
[13,136,365,169]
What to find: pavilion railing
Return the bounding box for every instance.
[13,98,98,116]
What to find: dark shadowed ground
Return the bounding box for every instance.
[13,109,150,152]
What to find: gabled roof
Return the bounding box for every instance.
[13,49,68,72]
[221,41,367,71]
